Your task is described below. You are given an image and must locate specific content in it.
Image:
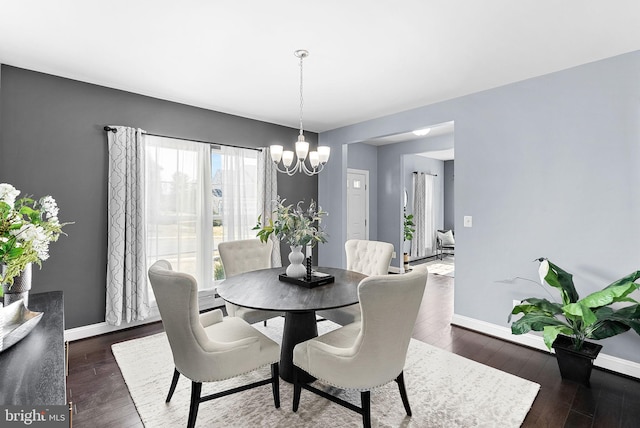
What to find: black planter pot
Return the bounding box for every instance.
[552,335,602,387]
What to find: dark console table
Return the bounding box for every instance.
[0,291,66,405]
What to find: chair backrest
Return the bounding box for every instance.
[349,270,428,388]
[219,238,274,278]
[344,239,394,276]
[147,260,217,377]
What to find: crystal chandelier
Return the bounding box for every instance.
[270,50,330,176]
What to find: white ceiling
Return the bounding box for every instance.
[1,1,639,133]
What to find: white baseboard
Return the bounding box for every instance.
[64,296,224,342]
[451,313,640,380]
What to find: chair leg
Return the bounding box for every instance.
[361,390,371,428]
[187,381,202,428]
[264,319,268,326]
[395,371,412,416]
[292,368,302,412]
[271,363,280,408]
[166,368,180,402]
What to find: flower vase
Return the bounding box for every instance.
[286,245,307,278]
[2,263,32,307]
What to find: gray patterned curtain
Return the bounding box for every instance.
[411,172,436,258]
[106,126,149,325]
[258,147,281,267]
[411,173,426,258]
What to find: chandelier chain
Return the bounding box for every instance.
[299,53,304,136]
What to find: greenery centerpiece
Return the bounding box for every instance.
[0,183,71,302]
[509,258,640,385]
[254,198,327,278]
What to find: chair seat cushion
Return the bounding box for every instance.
[198,316,280,381]
[316,304,361,326]
[293,322,361,380]
[233,306,283,325]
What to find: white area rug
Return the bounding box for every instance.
[112,318,539,427]
[416,263,455,277]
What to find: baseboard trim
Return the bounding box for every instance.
[64,296,224,342]
[451,314,640,380]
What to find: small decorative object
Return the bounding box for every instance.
[509,258,640,386]
[0,299,44,352]
[0,183,71,306]
[2,263,32,307]
[255,198,328,279]
[306,256,312,281]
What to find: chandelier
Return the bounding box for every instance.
[270,50,330,176]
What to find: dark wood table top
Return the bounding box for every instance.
[0,291,66,405]
[217,267,366,313]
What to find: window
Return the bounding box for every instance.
[145,136,259,301]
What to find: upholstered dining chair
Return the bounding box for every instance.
[148,260,280,428]
[218,238,283,325]
[316,239,394,325]
[292,269,428,427]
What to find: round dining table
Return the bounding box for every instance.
[217,266,366,382]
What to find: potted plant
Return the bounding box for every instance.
[509,258,640,386]
[0,183,71,306]
[254,198,328,278]
[403,212,415,269]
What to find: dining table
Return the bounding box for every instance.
[217,266,366,382]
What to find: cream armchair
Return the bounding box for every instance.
[317,239,394,325]
[148,260,280,428]
[218,238,283,325]
[292,270,428,427]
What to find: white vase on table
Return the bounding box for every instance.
[286,245,306,278]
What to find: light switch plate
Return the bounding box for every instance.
[464,216,473,227]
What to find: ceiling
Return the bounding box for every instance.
[1,1,639,133]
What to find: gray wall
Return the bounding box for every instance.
[0,65,317,328]
[319,50,640,363]
[346,142,378,240]
[444,160,455,230]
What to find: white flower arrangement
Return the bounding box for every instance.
[0,183,71,294]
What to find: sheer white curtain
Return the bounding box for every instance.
[411,172,436,258]
[221,146,259,241]
[106,126,149,325]
[258,147,281,267]
[145,136,213,291]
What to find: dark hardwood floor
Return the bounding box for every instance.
[67,262,640,427]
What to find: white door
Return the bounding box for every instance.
[347,169,369,240]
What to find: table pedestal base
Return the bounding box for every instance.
[280,311,317,383]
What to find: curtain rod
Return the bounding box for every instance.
[413,171,438,177]
[103,126,262,152]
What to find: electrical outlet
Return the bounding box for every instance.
[392,251,397,259]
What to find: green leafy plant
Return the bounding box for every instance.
[509,258,640,351]
[403,212,415,242]
[254,198,328,247]
[0,183,72,296]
